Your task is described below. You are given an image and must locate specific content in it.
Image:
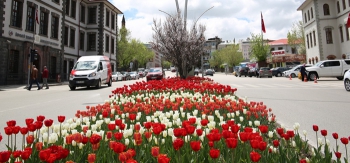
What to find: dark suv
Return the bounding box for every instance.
[271,67,291,77]
[236,67,249,77]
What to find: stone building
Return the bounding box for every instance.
[297,0,350,63]
[0,0,122,85]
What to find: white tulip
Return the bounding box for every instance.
[71,129,77,134]
[239,116,244,122]
[303,130,307,136]
[163,131,168,137]
[243,109,247,114]
[86,130,92,137]
[78,143,84,149]
[248,121,252,126]
[42,133,48,143]
[193,110,198,116]
[202,114,206,119]
[235,111,240,116]
[208,116,214,122]
[318,138,324,146]
[254,121,260,126]
[226,113,231,118]
[268,131,274,138]
[293,123,300,130]
[231,113,235,118]
[125,139,130,145]
[162,139,165,144]
[104,118,111,124]
[91,116,96,122]
[99,114,103,119]
[72,140,77,146]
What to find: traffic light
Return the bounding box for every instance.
[30,49,38,62]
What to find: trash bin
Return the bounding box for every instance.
[56,74,61,83]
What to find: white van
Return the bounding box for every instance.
[69,56,112,90]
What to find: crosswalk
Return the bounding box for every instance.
[229,82,344,89]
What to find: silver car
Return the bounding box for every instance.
[258,67,272,78]
[112,72,123,81]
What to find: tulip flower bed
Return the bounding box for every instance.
[0,77,348,163]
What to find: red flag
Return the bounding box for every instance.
[261,12,266,33]
[347,12,350,28]
[35,8,39,24]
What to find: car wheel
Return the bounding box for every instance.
[277,73,282,77]
[239,75,241,77]
[291,73,296,78]
[70,86,76,90]
[268,76,272,78]
[337,77,344,80]
[259,76,262,78]
[345,79,350,91]
[107,78,112,87]
[309,73,317,81]
[95,80,101,89]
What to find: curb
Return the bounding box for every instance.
[0,82,69,90]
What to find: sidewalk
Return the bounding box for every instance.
[0,81,69,90]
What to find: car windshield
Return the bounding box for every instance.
[73,61,97,70]
[149,68,161,72]
[314,62,323,67]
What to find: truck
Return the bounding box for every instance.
[306,59,350,81]
[69,56,112,90]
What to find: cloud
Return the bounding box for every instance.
[111,0,304,43]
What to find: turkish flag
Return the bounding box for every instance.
[35,8,39,24]
[347,12,350,28]
[261,12,266,33]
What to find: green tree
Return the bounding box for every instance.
[287,21,305,54]
[162,61,172,69]
[250,33,270,62]
[209,44,243,68]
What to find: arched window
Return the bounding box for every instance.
[342,0,346,10]
[323,4,330,15]
[311,7,314,18]
[308,10,310,20]
[337,1,340,13]
[304,13,307,23]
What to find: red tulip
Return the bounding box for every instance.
[114,132,123,140]
[106,131,113,139]
[37,115,45,122]
[250,151,261,162]
[158,154,170,163]
[276,127,284,136]
[273,139,280,147]
[286,130,295,138]
[258,141,267,151]
[0,151,11,163]
[35,142,43,151]
[12,126,20,135]
[299,159,307,163]
[134,124,141,131]
[21,149,31,160]
[57,116,65,123]
[82,135,89,144]
[115,119,123,126]
[90,134,101,144]
[239,132,250,142]
[126,149,136,158]
[27,123,36,132]
[107,123,116,131]
[332,133,339,140]
[6,120,16,127]
[12,150,22,158]
[144,122,152,129]
[129,113,136,120]
[44,119,54,127]
[4,127,13,135]
[35,121,43,130]
[312,125,319,132]
[20,127,29,135]
[335,152,342,159]
[196,129,203,136]
[102,110,108,118]
[25,118,34,126]
[173,138,184,150]
[225,138,238,149]
[153,126,162,135]
[320,129,327,136]
[258,125,268,134]
[151,146,160,157]
[26,135,34,144]
[112,142,126,154]
[200,119,209,126]
[133,132,142,145]
[0,133,2,142]
[341,137,349,145]
[231,124,240,133]
[221,123,229,130]
[209,141,214,147]
[88,153,96,163]
[209,149,220,159]
[190,141,201,151]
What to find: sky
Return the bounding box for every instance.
[111,0,305,43]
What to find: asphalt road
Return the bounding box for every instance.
[0,71,348,160]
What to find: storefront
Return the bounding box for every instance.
[266,50,306,68]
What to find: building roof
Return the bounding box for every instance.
[297,0,312,11]
[268,39,288,45]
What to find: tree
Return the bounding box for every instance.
[162,60,172,69]
[287,21,305,54]
[151,11,206,78]
[209,44,243,68]
[249,33,270,62]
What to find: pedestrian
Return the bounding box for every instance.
[27,65,41,90]
[300,63,307,82]
[41,66,49,89]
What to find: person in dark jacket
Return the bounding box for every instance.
[27,65,41,90]
[41,66,49,89]
[300,63,307,81]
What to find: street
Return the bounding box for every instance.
[0,71,349,159]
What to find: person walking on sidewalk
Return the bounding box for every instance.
[27,65,41,91]
[41,66,49,89]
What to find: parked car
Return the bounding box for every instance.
[170,66,176,72]
[258,67,272,78]
[306,59,350,81]
[146,67,165,82]
[283,64,312,78]
[205,69,214,76]
[120,71,131,80]
[236,67,249,77]
[233,66,240,76]
[138,71,145,78]
[129,71,140,80]
[248,67,258,77]
[112,72,123,82]
[271,67,291,77]
[344,70,350,91]
[194,68,199,76]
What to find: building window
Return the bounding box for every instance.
[26,6,35,32]
[71,0,76,18]
[106,10,110,27]
[51,16,59,39]
[337,1,340,13]
[80,5,85,23]
[64,26,69,46]
[65,0,70,16]
[325,28,333,44]
[88,7,97,24]
[39,11,48,36]
[105,35,110,52]
[342,0,346,10]
[306,34,309,48]
[52,0,59,3]
[291,47,296,54]
[304,13,307,23]
[307,10,310,21]
[80,32,85,50]
[11,0,23,28]
[323,4,330,15]
[349,0,350,7]
[51,56,57,78]
[70,28,75,47]
[311,7,314,18]
[310,33,313,47]
[313,31,317,46]
[87,33,96,51]
[278,47,283,50]
[111,14,115,30]
[8,50,20,73]
[340,26,344,42]
[346,26,350,41]
[111,37,115,54]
